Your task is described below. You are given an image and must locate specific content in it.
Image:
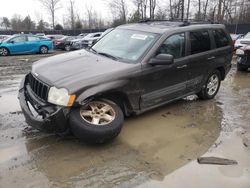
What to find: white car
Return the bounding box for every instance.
[235,32,250,49]
[71,32,103,50]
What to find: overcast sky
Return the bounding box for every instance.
[0,0,114,24]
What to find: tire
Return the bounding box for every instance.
[39,46,49,54]
[237,65,248,71]
[69,99,124,144]
[197,70,221,100]
[0,47,9,56]
[64,45,71,51]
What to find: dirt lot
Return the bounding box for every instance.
[0,52,249,188]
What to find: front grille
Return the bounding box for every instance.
[28,73,50,101]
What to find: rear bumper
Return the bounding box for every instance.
[18,75,69,133]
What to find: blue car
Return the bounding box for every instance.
[0,34,53,56]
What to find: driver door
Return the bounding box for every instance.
[140,32,189,109]
[9,36,28,54]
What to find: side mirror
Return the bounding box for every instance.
[149,54,174,66]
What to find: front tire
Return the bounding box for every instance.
[197,70,221,100]
[69,99,124,144]
[0,47,9,56]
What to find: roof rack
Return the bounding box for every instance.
[139,19,219,26]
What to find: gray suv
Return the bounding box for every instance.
[19,21,233,143]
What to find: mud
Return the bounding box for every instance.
[0,54,249,188]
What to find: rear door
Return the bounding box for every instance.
[212,29,232,70]
[26,36,40,52]
[185,30,214,92]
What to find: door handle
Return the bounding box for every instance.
[207,56,215,60]
[177,65,187,69]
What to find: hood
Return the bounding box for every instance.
[32,50,135,93]
[236,38,250,44]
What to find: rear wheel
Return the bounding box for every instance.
[39,46,48,54]
[69,99,124,144]
[197,70,221,100]
[0,47,9,56]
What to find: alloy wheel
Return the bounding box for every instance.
[80,101,116,126]
[206,74,219,96]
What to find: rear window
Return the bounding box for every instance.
[190,31,211,54]
[213,29,230,48]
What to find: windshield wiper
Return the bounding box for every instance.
[97,52,119,60]
[90,47,97,53]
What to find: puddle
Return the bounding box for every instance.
[0,57,249,187]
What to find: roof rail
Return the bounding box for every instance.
[139,19,219,26]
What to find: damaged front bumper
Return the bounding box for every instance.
[18,75,69,133]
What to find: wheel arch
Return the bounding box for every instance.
[78,90,134,117]
[216,66,226,80]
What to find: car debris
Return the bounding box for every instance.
[197,157,238,165]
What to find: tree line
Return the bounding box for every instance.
[1,0,250,31]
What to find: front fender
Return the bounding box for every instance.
[76,80,128,105]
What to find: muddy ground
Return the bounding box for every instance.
[0,52,249,188]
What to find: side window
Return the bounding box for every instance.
[213,29,230,48]
[157,33,185,59]
[12,36,26,43]
[28,36,39,41]
[190,31,211,54]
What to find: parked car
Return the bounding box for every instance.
[0,35,11,42]
[35,33,46,37]
[19,21,232,144]
[46,34,64,40]
[0,34,53,56]
[54,36,77,51]
[234,32,250,49]
[230,33,244,47]
[236,44,250,71]
[71,32,103,50]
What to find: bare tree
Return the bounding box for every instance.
[38,0,61,29]
[68,0,75,29]
[186,0,191,20]
[203,0,209,20]
[149,0,157,19]
[108,0,127,23]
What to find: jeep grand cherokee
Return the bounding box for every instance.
[18,21,233,143]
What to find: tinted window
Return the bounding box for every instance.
[158,33,185,59]
[12,36,26,43]
[28,36,39,41]
[213,30,230,48]
[190,31,211,54]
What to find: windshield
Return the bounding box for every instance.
[92,29,159,62]
[2,35,14,42]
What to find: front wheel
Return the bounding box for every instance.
[69,99,124,144]
[197,70,221,100]
[0,47,9,56]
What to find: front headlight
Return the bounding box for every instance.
[48,87,75,106]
